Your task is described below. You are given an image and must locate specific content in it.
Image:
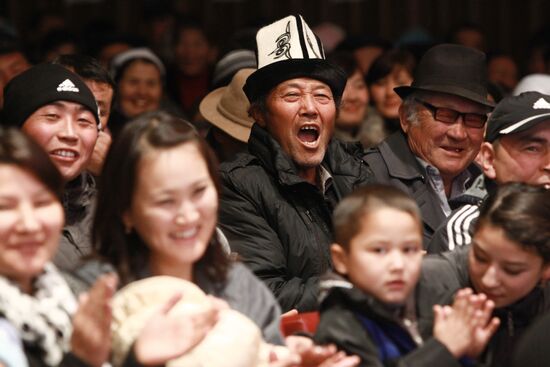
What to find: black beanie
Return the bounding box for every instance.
[2,63,100,128]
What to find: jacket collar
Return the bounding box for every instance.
[378,131,426,180]
[248,123,308,187]
[248,123,364,188]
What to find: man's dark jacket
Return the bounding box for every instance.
[363,131,480,246]
[219,124,373,312]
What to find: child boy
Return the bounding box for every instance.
[314,184,499,366]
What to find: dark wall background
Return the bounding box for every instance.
[1,0,549,72]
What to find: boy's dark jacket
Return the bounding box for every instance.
[417,246,550,367]
[314,274,461,367]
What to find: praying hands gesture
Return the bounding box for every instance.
[433,288,500,358]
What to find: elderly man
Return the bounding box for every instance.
[219,15,372,312]
[364,44,494,245]
[2,63,100,270]
[428,91,550,253]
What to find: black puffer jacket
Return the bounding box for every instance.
[219,124,373,312]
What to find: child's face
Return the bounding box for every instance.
[332,208,423,305]
[469,223,550,308]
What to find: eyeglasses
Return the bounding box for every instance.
[414,98,488,128]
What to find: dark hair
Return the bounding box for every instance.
[365,49,416,86]
[475,183,550,263]
[53,54,116,90]
[0,127,63,199]
[333,184,422,250]
[327,51,361,78]
[93,111,228,284]
[173,17,214,46]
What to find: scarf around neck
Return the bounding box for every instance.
[0,263,77,366]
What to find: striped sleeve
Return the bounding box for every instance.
[446,204,480,251]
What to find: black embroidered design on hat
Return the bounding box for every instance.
[305,33,320,59]
[269,21,292,60]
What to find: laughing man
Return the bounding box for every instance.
[218,15,372,312]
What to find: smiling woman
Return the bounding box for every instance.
[0,127,117,367]
[417,183,550,367]
[92,111,285,346]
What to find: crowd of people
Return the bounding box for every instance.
[0,11,549,367]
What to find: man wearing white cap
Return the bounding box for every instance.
[218,15,372,312]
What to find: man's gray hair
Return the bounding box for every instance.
[401,94,421,125]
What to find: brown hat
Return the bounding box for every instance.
[394,43,494,108]
[199,68,255,143]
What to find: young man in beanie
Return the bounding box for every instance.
[218,15,372,312]
[53,54,116,176]
[364,44,494,246]
[2,63,100,271]
[428,91,550,253]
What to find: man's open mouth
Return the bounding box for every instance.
[297,125,320,145]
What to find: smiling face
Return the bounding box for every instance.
[332,207,423,305]
[123,142,218,280]
[480,122,550,189]
[338,70,369,128]
[469,223,550,308]
[118,60,162,118]
[0,165,64,292]
[256,78,336,182]
[22,101,98,182]
[370,66,412,119]
[401,93,488,184]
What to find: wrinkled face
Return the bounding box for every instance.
[123,143,218,277]
[23,101,98,182]
[370,66,413,119]
[333,208,423,305]
[258,78,336,173]
[118,60,162,118]
[0,165,64,288]
[401,93,488,183]
[469,223,550,308]
[175,28,212,76]
[481,123,550,189]
[338,70,369,128]
[85,80,114,128]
